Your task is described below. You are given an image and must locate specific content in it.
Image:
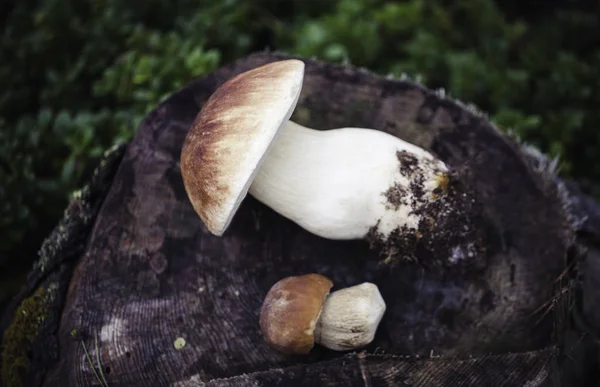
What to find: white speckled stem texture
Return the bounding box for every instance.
[249,121,447,240]
[314,283,386,351]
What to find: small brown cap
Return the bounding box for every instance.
[259,273,333,355]
[180,60,305,235]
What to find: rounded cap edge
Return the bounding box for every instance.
[259,273,333,354]
[180,59,305,235]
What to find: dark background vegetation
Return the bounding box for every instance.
[1,0,599,312]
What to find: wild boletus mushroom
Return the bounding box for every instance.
[259,273,386,354]
[180,59,485,268]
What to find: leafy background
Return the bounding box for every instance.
[1,0,599,309]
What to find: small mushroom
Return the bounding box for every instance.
[259,273,386,354]
[181,60,484,266]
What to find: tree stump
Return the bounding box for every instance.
[2,52,600,386]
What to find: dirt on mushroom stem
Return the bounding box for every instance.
[368,151,487,273]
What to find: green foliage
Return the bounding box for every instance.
[1,0,600,280]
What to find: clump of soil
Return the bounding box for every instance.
[397,150,420,176]
[384,183,410,209]
[367,151,487,273]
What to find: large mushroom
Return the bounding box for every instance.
[180,60,485,267]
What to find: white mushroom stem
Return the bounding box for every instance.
[248,121,449,240]
[314,282,386,351]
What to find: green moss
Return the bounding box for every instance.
[1,285,54,387]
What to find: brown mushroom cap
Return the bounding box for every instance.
[180,59,305,235]
[259,273,333,355]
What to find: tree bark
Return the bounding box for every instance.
[2,52,599,386]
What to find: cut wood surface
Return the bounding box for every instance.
[3,52,600,386]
